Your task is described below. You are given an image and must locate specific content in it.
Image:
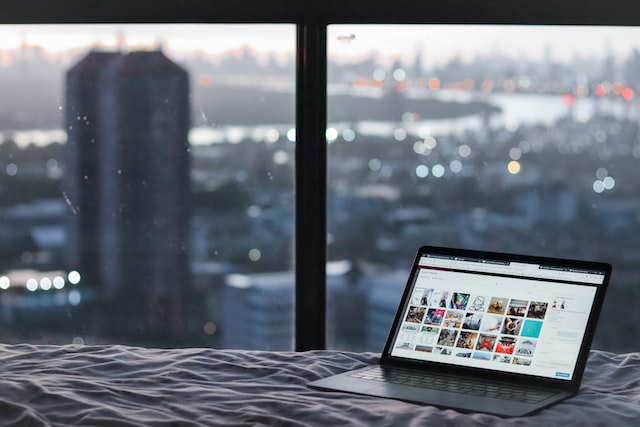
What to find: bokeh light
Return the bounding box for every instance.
[416,165,429,178]
[432,164,445,178]
[248,248,262,262]
[507,161,521,174]
[68,271,81,285]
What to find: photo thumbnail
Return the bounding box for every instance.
[463,312,483,330]
[475,333,497,352]
[405,306,426,323]
[417,326,440,345]
[495,336,517,354]
[487,297,508,314]
[507,299,529,317]
[437,328,458,347]
[412,288,434,306]
[515,338,537,357]
[424,308,445,325]
[502,316,522,335]
[527,301,549,319]
[521,319,543,338]
[480,314,503,333]
[456,331,479,349]
[443,310,465,328]
[450,292,470,310]
[468,295,489,312]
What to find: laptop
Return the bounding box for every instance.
[309,245,611,417]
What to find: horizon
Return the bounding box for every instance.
[2,24,640,66]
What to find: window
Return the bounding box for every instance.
[327,24,640,353]
[0,24,296,348]
[2,0,640,352]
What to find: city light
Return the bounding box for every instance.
[53,276,65,290]
[26,279,38,292]
[458,144,471,158]
[248,248,262,262]
[204,322,217,335]
[593,168,616,193]
[68,271,81,285]
[6,163,17,176]
[416,165,429,178]
[68,290,81,306]
[507,161,521,175]
[393,128,407,141]
[392,68,406,82]
[265,129,280,143]
[368,158,382,171]
[372,69,385,81]
[593,180,606,193]
[40,277,52,291]
[272,150,289,165]
[432,164,445,178]
[424,137,437,150]
[286,128,296,142]
[427,78,440,90]
[449,160,462,174]
[594,84,608,97]
[326,127,339,142]
[561,94,576,106]
[413,141,430,155]
[247,205,262,218]
[342,128,356,142]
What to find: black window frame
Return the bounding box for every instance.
[4,0,640,351]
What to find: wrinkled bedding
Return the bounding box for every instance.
[0,345,638,426]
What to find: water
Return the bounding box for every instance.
[338,91,639,139]
[3,92,637,147]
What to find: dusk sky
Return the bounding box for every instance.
[2,24,640,66]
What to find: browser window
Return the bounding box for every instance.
[390,255,603,380]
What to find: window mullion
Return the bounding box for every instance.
[295,22,327,351]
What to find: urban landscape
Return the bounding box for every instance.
[0,25,640,352]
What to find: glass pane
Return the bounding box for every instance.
[0,24,295,348]
[327,24,640,353]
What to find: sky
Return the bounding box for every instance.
[1,23,640,66]
[0,24,296,56]
[329,25,640,66]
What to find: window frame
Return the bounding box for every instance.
[3,0,640,350]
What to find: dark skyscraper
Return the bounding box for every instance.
[64,49,191,338]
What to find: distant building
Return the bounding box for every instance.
[223,272,294,350]
[64,49,191,337]
[221,261,389,351]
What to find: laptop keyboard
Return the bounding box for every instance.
[349,366,557,404]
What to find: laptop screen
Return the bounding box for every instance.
[387,247,609,381]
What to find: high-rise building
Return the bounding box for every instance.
[64,49,191,339]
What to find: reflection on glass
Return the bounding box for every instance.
[0,24,295,348]
[327,25,640,353]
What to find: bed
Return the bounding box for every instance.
[0,344,638,426]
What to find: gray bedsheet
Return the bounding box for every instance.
[0,344,637,426]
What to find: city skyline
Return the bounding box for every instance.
[329,25,640,66]
[0,24,296,60]
[0,24,640,65]
[3,24,640,67]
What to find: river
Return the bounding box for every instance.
[2,91,638,147]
